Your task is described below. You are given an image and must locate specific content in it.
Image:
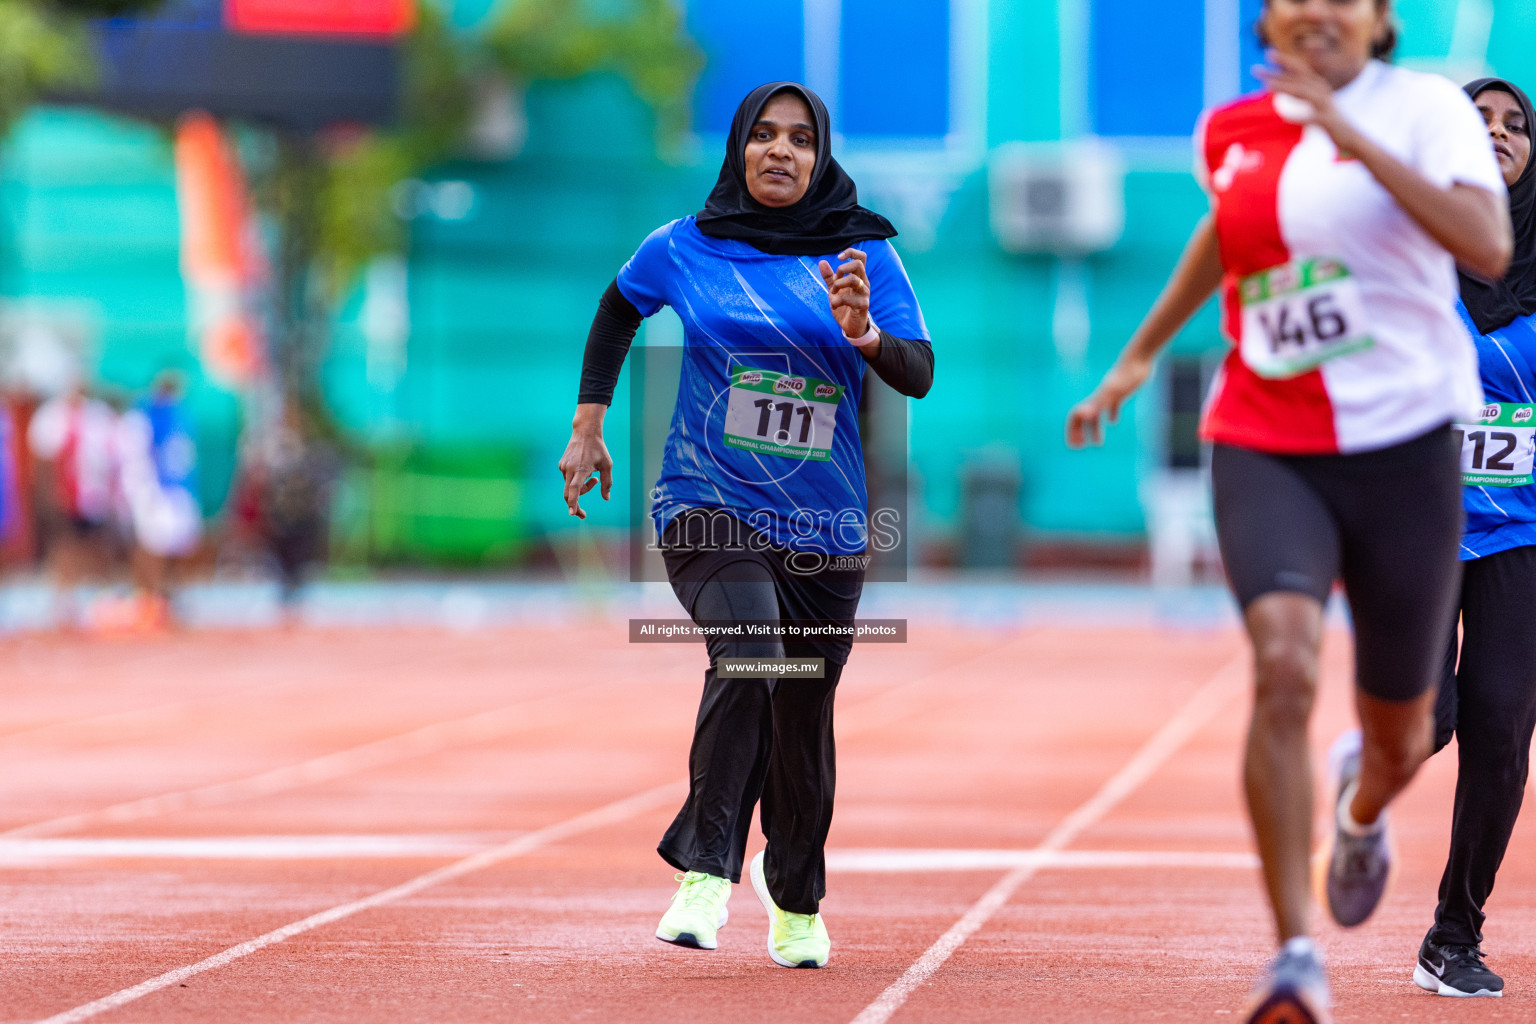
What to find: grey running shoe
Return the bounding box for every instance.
[1243,938,1332,1024]
[1322,730,1392,928]
[1414,935,1505,997]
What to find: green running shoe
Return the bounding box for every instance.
[749,850,830,968]
[655,870,730,949]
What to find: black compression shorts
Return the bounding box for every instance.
[1211,425,1463,702]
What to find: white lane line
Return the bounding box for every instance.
[827,848,1259,872]
[32,779,687,1024]
[0,836,1259,870]
[3,681,614,839]
[849,652,1248,1024]
[0,834,504,863]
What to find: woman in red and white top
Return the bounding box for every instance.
[1068,1,1509,1020]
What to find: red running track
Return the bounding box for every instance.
[1,623,1533,1022]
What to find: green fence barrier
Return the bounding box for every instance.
[333,446,529,566]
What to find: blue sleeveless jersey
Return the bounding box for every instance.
[1456,302,1536,560]
[616,216,928,555]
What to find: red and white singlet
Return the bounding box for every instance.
[1197,60,1505,454]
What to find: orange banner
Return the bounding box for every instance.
[174,111,263,387]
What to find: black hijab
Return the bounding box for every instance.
[695,82,897,256]
[1459,77,1536,335]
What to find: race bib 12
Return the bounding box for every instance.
[722,367,843,461]
[1455,403,1536,487]
[1239,258,1373,379]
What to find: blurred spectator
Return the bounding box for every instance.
[116,371,202,624]
[27,382,118,624]
[237,400,338,615]
[0,390,21,556]
[0,388,40,570]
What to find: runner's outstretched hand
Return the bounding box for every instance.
[559,405,613,519]
[1066,355,1153,448]
[819,248,871,338]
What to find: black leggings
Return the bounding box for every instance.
[657,509,863,915]
[1211,427,1464,701]
[1429,544,1536,948]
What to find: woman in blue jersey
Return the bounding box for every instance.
[558,82,933,968]
[1411,76,1536,1000]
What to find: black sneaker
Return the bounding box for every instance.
[1414,935,1504,997]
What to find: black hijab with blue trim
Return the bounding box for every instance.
[695,81,897,257]
[1460,77,1536,335]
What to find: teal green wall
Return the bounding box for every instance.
[988,0,1060,144]
[1487,2,1536,73]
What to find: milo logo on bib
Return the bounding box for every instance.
[723,367,843,462]
[1455,403,1536,487]
[774,376,806,395]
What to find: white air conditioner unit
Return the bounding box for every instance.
[987,140,1125,254]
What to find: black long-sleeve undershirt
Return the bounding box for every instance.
[576,278,934,405]
[866,329,934,398]
[576,280,644,406]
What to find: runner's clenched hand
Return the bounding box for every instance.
[819,248,871,338]
[1255,48,1350,141]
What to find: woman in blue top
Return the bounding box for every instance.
[558,82,933,968]
[1411,77,1536,999]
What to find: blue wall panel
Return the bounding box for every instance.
[687,0,805,133]
[1240,0,1265,93]
[1091,0,1204,136]
[841,0,949,137]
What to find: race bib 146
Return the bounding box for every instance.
[1456,403,1536,487]
[722,367,843,461]
[1239,258,1374,379]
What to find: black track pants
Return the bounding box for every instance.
[1428,544,1536,948]
[657,510,861,916]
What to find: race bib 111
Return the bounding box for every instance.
[722,367,843,461]
[1456,403,1536,487]
[1239,258,1374,379]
